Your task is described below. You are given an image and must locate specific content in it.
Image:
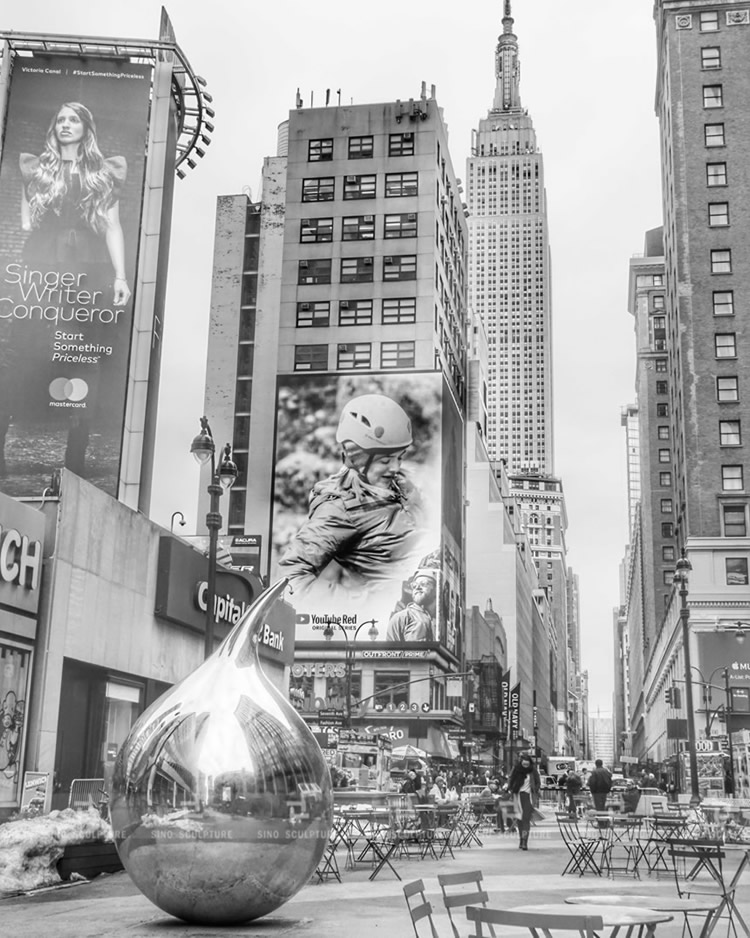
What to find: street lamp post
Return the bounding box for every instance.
[190,416,237,659]
[723,667,735,795]
[674,551,700,803]
[323,619,379,726]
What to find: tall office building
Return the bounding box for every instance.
[466,0,553,475]
[625,2,750,778]
[202,90,478,757]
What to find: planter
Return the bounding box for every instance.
[57,841,123,880]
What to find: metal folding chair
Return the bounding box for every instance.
[668,838,748,938]
[438,870,494,938]
[403,879,443,938]
[556,814,605,877]
[466,906,603,938]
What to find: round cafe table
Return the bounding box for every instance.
[566,895,722,938]
[512,902,673,938]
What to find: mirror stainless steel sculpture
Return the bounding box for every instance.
[110,579,333,924]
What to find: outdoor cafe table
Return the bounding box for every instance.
[566,894,721,938]
[511,903,673,938]
[331,808,390,870]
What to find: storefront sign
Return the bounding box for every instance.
[154,536,294,665]
[0,490,45,617]
[20,771,49,811]
[509,682,521,739]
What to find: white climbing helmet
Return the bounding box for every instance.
[335,394,413,451]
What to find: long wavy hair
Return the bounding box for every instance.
[27,102,115,234]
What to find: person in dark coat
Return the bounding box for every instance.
[588,759,613,812]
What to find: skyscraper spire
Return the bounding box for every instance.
[493,0,522,112]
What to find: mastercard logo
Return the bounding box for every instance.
[49,377,89,402]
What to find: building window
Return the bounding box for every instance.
[383,254,417,281]
[656,403,669,417]
[707,162,727,186]
[656,381,668,395]
[652,295,665,310]
[296,301,330,327]
[711,249,732,273]
[343,174,376,200]
[300,217,333,242]
[338,299,373,326]
[373,671,410,707]
[708,202,730,226]
[659,448,671,463]
[384,212,418,239]
[700,10,719,30]
[663,570,676,586]
[713,290,734,316]
[659,471,672,486]
[308,138,333,162]
[717,376,739,401]
[341,256,374,283]
[715,333,737,357]
[701,46,722,69]
[726,557,749,585]
[381,340,416,369]
[703,85,724,108]
[660,498,673,513]
[385,171,419,197]
[723,504,747,537]
[663,545,676,561]
[655,358,668,372]
[662,522,674,537]
[722,465,744,490]
[348,135,374,159]
[302,177,335,201]
[389,132,415,157]
[705,123,726,146]
[337,343,372,369]
[382,297,417,324]
[342,215,375,241]
[658,426,670,440]
[720,419,742,445]
[298,258,331,284]
[294,344,328,371]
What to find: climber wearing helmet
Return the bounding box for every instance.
[278,393,424,594]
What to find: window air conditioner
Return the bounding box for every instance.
[364,215,374,222]
[340,345,350,352]
[340,301,350,309]
[364,257,373,265]
[384,256,394,264]
[407,213,417,221]
[300,260,309,268]
[346,175,357,183]
[302,218,311,227]
[300,302,311,311]
[403,132,413,140]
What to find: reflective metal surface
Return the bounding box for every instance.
[110,579,333,924]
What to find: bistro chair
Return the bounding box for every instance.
[403,879,444,938]
[466,906,603,938]
[668,838,746,938]
[438,870,494,938]
[555,814,605,877]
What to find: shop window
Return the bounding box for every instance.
[325,673,362,709]
[0,643,31,805]
[372,671,410,708]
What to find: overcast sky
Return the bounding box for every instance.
[3,1,663,713]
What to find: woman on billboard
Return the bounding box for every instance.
[19,102,130,306]
[279,393,425,596]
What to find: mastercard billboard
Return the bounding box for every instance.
[0,55,152,497]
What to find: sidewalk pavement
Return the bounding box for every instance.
[2,815,748,937]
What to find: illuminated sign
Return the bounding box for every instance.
[0,490,45,616]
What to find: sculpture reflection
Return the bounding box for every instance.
[110,579,333,924]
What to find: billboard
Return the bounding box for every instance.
[0,55,153,497]
[270,372,463,654]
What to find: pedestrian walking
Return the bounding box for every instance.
[564,769,583,817]
[588,759,612,812]
[505,753,541,850]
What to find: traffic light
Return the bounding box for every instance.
[665,686,673,707]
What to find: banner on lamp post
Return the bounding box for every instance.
[509,682,521,740]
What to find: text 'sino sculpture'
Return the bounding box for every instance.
[110,579,333,924]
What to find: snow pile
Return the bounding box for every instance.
[0,808,113,895]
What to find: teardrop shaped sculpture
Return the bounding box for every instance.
[110,579,333,925]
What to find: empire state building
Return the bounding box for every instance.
[467,1,553,475]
